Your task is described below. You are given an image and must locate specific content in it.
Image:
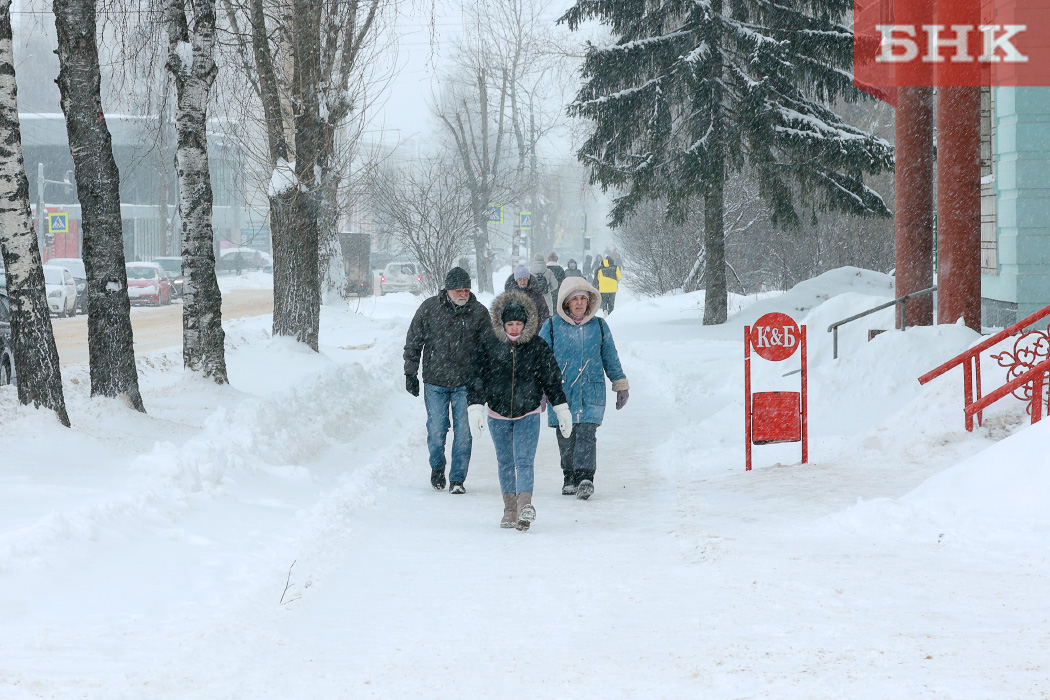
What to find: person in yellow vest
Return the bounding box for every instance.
[593,255,621,315]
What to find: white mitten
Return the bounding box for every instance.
[553,403,573,438]
[467,404,486,438]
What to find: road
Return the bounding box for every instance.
[50,289,274,366]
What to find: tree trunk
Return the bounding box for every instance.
[273,0,322,350]
[167,0,228,382]
[0,0,69,426]
[317,125,345,305]
[703,169,728,325]
[472,201,493,293]
[53,0,144,411]
[702,2,728,325]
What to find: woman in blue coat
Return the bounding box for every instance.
[539,276,630,500]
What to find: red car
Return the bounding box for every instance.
[126,262,173,306]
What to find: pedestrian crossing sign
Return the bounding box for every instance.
[487,204,503,225]
[48,212,69,234]
[520,212,532,230]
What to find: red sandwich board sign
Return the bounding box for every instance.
[745,312,808,471]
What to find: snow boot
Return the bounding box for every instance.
[576,473,594,500]
[561,471,577,496]
[500,492,517,528]
[431,469,447,491]
[516,492,536,531]
[449,481,466,495]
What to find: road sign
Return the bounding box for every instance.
[520,211,532,230]
[48,212,69,234]
[580,212,587,234]
[487,204,504,225]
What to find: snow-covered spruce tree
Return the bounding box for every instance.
[166,0,228,382]
[0,0,69,426]
[53,0,145,411]
[561,0,894,324]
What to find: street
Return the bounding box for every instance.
[49,289,274,366]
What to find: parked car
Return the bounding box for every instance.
[0,287,15,387]
[47,257,87,314]
[126,262,173,306]
[217,247,271,273]
[379,262,423,295]
[43,264,78,317]
[152,256,184,298]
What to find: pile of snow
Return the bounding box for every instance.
[828,417,1050,556]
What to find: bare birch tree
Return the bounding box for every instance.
[434,62,509,295]
[0,0,69,426]
[370,155,474,294]
[218,0,387,347]
[166,0,227,381]
[53,0,144,412]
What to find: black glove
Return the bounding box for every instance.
[406,374,420,397]
[615,389,629,410]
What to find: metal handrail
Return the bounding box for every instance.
[827,286,937,359]
[916,298,1050,432]
[918,300,1050,385]
[964,355,1050,422]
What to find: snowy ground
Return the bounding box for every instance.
[2,267,1049,698]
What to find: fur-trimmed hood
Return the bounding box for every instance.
[490,291,539,343]
[555,276,601,325]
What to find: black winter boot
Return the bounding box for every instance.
[431,469,447,491]
[576,472,594,500]
[561,471,577,495]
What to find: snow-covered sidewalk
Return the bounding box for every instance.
[2,269,1049,698]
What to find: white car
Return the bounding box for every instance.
[43,264,78,317]
[47,257,87,314]
[379,262,423,295]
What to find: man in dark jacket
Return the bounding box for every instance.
[404,267,491,493]
[504,264,550,326]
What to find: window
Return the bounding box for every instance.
[980,86,998,274]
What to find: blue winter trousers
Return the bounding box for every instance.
[487,413,540,494]
[423,383,472,483]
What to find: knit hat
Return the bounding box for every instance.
[443,266,471,290]
[513,264,530,280]
[501,301,528,325]
[548,252,558,262]
[533,253,546,265]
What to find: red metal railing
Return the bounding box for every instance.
[965,356,1050,425]
[918,303,1050,431]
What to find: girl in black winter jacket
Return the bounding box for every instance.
[468,291,572,530]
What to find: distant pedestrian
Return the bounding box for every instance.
[546,252,566,311]
[468,292,572,530]
[583,255,593,279]
[403,267,491,494]
[530,253,557,302]
[539,277,629,500]
[593,255,622,315]
[564,259,583,278]
[504,264,550,326]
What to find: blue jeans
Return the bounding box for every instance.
[424,384,472,483]
[487,414,540,494]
